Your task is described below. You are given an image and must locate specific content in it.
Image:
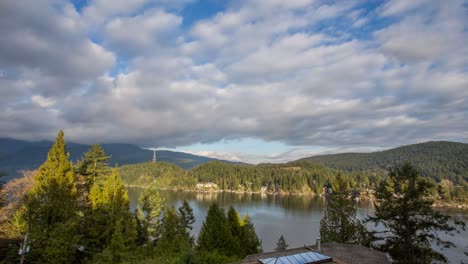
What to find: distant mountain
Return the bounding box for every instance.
[295,141,468,184]
[0,138,235,181]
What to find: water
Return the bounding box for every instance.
[127,188,468,263]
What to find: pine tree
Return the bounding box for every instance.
[77,144,111,189]
[227,206,242,254]
[178,200,195,230]
[320,174,371,245]
[197,203,236,256]
[155,207,192,254]
[367,162,465,264]
[275,235,288,251]
[240,215,262,255]
[139,186,164,242]
[134,206,146,245]
[26,131,79,263]
[84,167,136,252]
[94,220,127,263]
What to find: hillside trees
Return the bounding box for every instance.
[367,162,465,264]
[320,174,372,246]
[179,200,195,230]
[240,215,262,255]
[83,168,136,254]
[155,207,192,256]
[197,203,236,256]
[25,131,79,263]
[136,186,164,244]
[197,203,262,259]
[77,144,111,189]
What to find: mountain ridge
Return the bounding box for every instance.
[0,138,238,181]
[294,141,468,184]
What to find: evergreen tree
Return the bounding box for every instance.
[240,215,262,255]
[367,162,465,264]
[26,131,79,263]
[320,174,371,245]
[155,207,192,254]
[197,203,236,256]
[134,206,146,245]
[84,167,136,252]
[178,200,195,230]
[94,220,126,263]
[227,206,242,251]
[77,144,111,189]
[139,186,164,242]
[275,235,288,251]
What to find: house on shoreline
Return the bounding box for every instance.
[196,182,218,189]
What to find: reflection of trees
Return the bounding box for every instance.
[127,188,375,217]
[195,192,218,203]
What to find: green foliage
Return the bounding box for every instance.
[320,174,371,246]
[83,168,136,254]
[134,206,146,246]
[191,250,239,264]
[155,207,192,254]
[275,235,288,251]
[77,144,111,189]
[93,220,127,263]
[226,206,242,254]
[366,162,466,264]
[26,131,79,263]
[138,186,164,243]
[197,203,262,260]
[119,162,191,187]
[240,215,262,255]
[119,160,384,196]
[179,200,195,230]
[190,161,380,195]
[197,203,237,257]
[300,141,468,187]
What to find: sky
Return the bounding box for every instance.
[0,0,467,163]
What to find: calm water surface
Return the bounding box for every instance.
[127,188,468,264]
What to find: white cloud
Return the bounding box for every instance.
[31,95,56,108]
[0,0,467,159]
[375,0,467,67]
[192,151,242,162]
[104,8,182,55]
[380,0,427,17]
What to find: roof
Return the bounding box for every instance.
[310,243,390,264]
[240,246,340,264]
[238,243,390,264]
[259,251,332,264]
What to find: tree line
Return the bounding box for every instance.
[119,159,466,203]
[120,160,384,195]
[0,132,262,263]
[299,141,468,187]
[319,162,466,264]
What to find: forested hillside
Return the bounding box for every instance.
[119,161,383,195]
[297,141,468,185]
[0,138,234,180]
[119,162,194,187]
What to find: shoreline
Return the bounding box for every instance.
[124,185,467,210]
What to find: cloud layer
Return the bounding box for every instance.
[0,0,467,159]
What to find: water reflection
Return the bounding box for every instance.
[127,188,468,263]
